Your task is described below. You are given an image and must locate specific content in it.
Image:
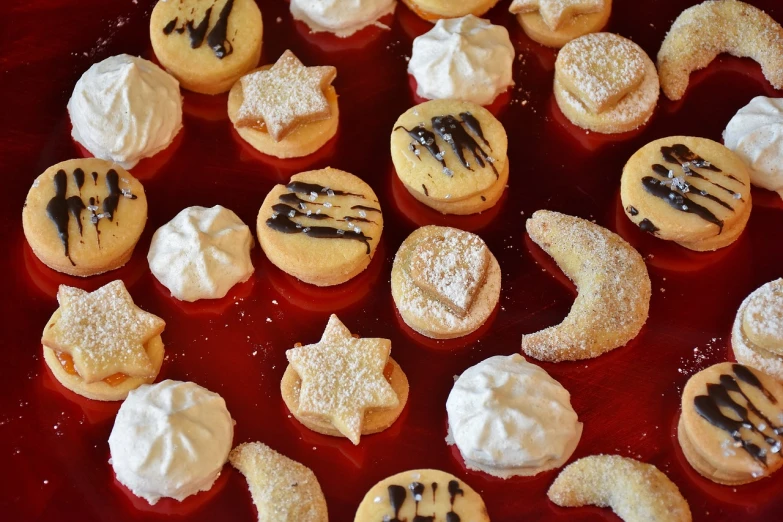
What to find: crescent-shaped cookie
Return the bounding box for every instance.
[657,0,783,101]
[521,210,651,362]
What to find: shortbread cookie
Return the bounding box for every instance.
[41,280,166,401]
[554,32,659,134]
[257,168,382,286]
[291,0,395,37]
[522,211,650,362]
[391,99,509,215]
[228,50,338,158]
[229,442,328,522]
[548,455,692,522]
[150,0,263,94]
[447,354,582,478]
[22,159,147,277]
[510,0,612,48]
[391,226,501,339]
[401,0,498,21]
[354,469,489,522]
[732,279,783,380]
[657,0,783,101]
[678,362,783,485]
[281,315,408,444]
[620,136,752,251]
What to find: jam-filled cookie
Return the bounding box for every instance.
[391,99,509,215]
[732,279,783,380]
[510,0,612,48]
[620,137,752,251]
[41,280,166,401]
[678,362,783,485]
[22,159,147,277]
[401,0,499,21]
[150,0,263,94]
[391,226,501,339]
[554,32,659,134]
[257,168,382,286]
[354,469,489,522]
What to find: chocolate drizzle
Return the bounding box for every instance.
[639,218,659,234]
[46,170,75,265]
[206,0,234,58]
[186,7,212,49]
[626,205,639,216]
[163,18,178,35]
[379,480,466,522]
[432,115,498,178]
[73,168,85,191]
[286,181,364,199]
[388,485,406,522]
[459,112,490,149]
[163,0,235,59]
[395,125,445,169]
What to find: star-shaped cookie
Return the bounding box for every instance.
[236,50,337,141]
[285,315,398,445]
[41,280,165,383]
[510,0,604,31]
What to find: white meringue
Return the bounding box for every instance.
[108,380,234,504]
[68,54,183,169]
[290,0,396,37]
[408,15,515,106]
[148,206,254,302]
[723,96,783,199]
[446,354,582,478]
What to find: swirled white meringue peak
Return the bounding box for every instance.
[290,0,396,37]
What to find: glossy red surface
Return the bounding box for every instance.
[2,1,783,520]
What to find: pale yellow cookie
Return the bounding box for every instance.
[732,279,783,380]
[657,0,783,101]
[510,0,612,48]
[548,455,692,522]
[391,99,509,215]
[521,210,651,362]
[354,469,490,522]
[401,0,499,21]
[228,442,328,522]
[620,136,752,251]
[391,226,501,339]
[22,158,147,277]
[257,168,383,287]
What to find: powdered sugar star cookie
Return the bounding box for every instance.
[510,0,605,31]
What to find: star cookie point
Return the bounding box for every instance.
[510,0,605,31]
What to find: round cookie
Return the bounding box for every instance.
[510,0,612,48]
[554,32,659,134]
[22,158,147,277]
[391,99,509,215]
[678,362,783,485]
[150,0,263,95]
[621,136,752,251]
[354,469,490,522]
[401,0,499,21]
[391,226,501,339]
[257,168,383,286]
[732,279,783,380]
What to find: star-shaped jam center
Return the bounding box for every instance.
[286,315,398,445]
[510,0,604,31]
[236,50,337,142]
[41,280,165,383]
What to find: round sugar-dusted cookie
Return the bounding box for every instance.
[510,0,612,49]
[621,136,752,251]
[732,279,783,380]
[401,0,499,21]
[150,0,263,95]
[22,158,147,277]
[257,168,383,286]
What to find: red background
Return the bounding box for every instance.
[1,0,783,520]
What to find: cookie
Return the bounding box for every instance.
[522,210,650,362]
[290,0,396,37]
[548,455,692,522]
[391,226,501,339]
[554,32,659,134]
[354,469,490,522]
[657,0,783,101]
[400,0,499,21]
[620,136,752,251]
[150,0,263,95]
[391,99,509,215]
[510,0,612,48]
[678,362,783,485]
[732,279,783,380]
[229,442,328,522]
[228,50,338,159]
[41,280,166,401]
[280,315,408,444]
[22,159,147,277]
[257,168,383,287]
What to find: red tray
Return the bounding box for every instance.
[2,0,783,520]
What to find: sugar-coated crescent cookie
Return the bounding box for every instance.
[620,136,752,251]
[354,469,490,522]
[678,362,783,485]
[22,158,147,277]
[732,279,783,380]
[548,455,692,522]
[401,0,499,21]
[150,0,263,95]
[229,442,328,522]
[510,0,612,49]
[522,210,650,362]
